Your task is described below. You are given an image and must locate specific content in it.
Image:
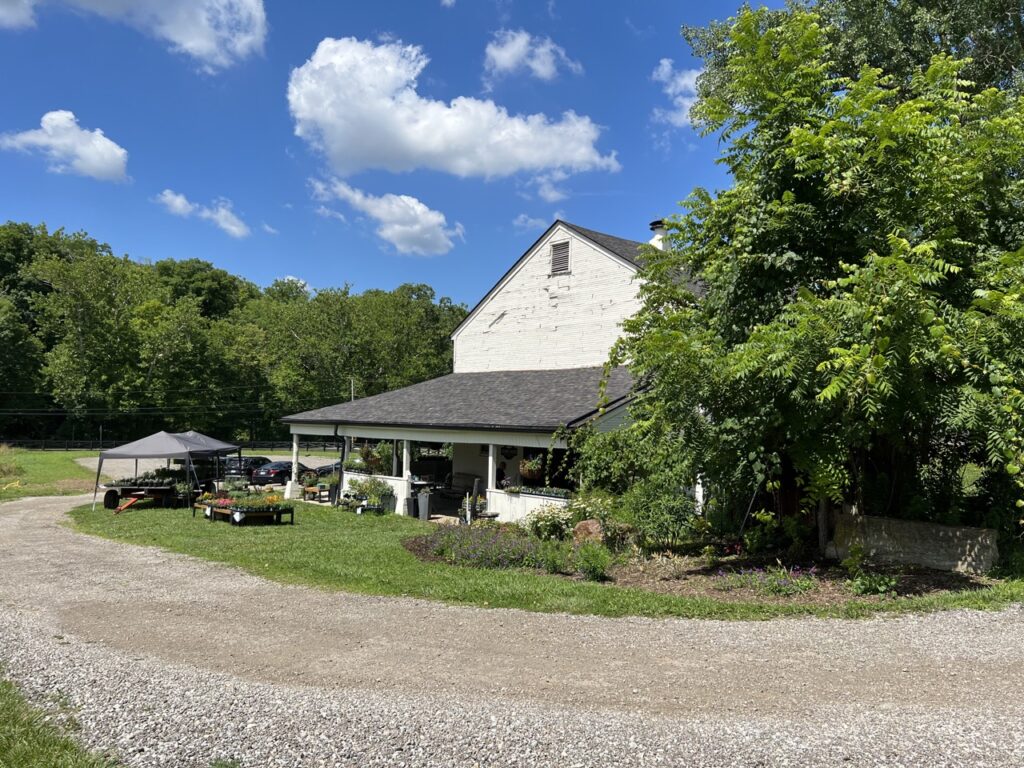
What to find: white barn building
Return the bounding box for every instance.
[282,219,666,521]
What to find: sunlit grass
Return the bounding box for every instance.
[0,448,99,502]
[0,677,118,768]
[68,502,1024,621]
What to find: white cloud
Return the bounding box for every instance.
[651,58,701,128]
[0,0,34,27]
[513,213,548,232]
[287,36,618,190]
[440,0,455,6]
[483,29,581,88]
[316,178,463,256]
[0,0,266,70]
[261,222,278,234]
[533,169,569,202]
[0,110,128,181]
[155,188,250,238]
[155,188,195,216]
[314,205,347,223]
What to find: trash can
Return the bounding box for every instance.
[417,491,431,521]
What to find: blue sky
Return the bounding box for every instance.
[0,0,767,306]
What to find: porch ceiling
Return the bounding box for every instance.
[282,366,633,433]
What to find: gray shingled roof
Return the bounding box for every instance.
[560,221,648,267]
[282,367,634,432]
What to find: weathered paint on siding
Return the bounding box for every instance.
[453,224,642,372]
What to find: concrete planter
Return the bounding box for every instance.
[829,514,999,574]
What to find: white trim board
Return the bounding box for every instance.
[288,421,566,449]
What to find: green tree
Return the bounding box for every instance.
[153,258,258,319]
[686,0,1024,108]
[0,297,46,436]
[606,8,1024,537]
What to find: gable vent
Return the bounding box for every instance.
[550,241,570,274]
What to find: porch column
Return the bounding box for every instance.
[290,433,299,483]
[402,440,411,479]
[487,444,498,490]
[391,440,398,477]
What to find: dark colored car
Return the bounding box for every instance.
[316,461,342,478]
[224,456,271,481]
[251,461,308,486]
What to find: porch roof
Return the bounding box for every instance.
[282,366,633,433]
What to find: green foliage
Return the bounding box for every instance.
[70,501,1024,620]
[716,563,819,597]
[0,220,466,441]
[842,543,898,595]
[538,539,574,574]
[620,475,699,554]
[574,541,614,581]
[601,6,1024,538]
[347,476,393,505]
[524,503,577,541]
[0,444,24,478]
[0,678,118,767]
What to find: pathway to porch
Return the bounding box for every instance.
[2,494,1023,766]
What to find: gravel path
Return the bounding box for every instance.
[2,495,1023,767]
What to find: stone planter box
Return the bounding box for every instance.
[829,514,999,574]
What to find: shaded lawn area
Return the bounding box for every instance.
[67,502,1024,620]
[0,677,118,768]
[0,449,100,502]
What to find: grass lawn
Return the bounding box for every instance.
[0,677,117,768]
[0,448,100,503]
[68,502,1024,621]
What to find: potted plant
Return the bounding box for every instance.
[348,476,394,514]
[519,454,544,483]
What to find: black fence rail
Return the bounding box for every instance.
[0,439,346,453]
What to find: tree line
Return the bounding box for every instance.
[0,222,466,441]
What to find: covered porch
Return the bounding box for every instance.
[281,367,634,523]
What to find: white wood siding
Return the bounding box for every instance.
[453,225,642,372]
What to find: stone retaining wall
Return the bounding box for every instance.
[830,514,999,574]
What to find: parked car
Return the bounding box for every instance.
[251,461,308,486]
[316,461,342,478]
[224,455,271,481]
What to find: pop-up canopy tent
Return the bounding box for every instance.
[91,430,239,510]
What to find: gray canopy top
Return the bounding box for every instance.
[99,430,238,460]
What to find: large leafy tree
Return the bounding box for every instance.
[608,8,1024,534]
[688,0,1024,103]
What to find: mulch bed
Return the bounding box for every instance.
[610,555,994,607]
[405,530,995,607]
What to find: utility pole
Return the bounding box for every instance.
[350,377,355,401]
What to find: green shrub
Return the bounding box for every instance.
[620,476,698,554]
[574,541,613,581]
[524,503,576,541]
[842,543,898,596]
[715,564,819,596]
[419,523,540,569]
[348,476,393,505]
[538,539,573,574]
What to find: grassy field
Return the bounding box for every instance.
[68,502,1024,621]
[0,677,117,768]
[0,448,100,503]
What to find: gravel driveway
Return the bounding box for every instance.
[1,495,1023,767]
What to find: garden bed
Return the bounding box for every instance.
[609,557,993,608]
